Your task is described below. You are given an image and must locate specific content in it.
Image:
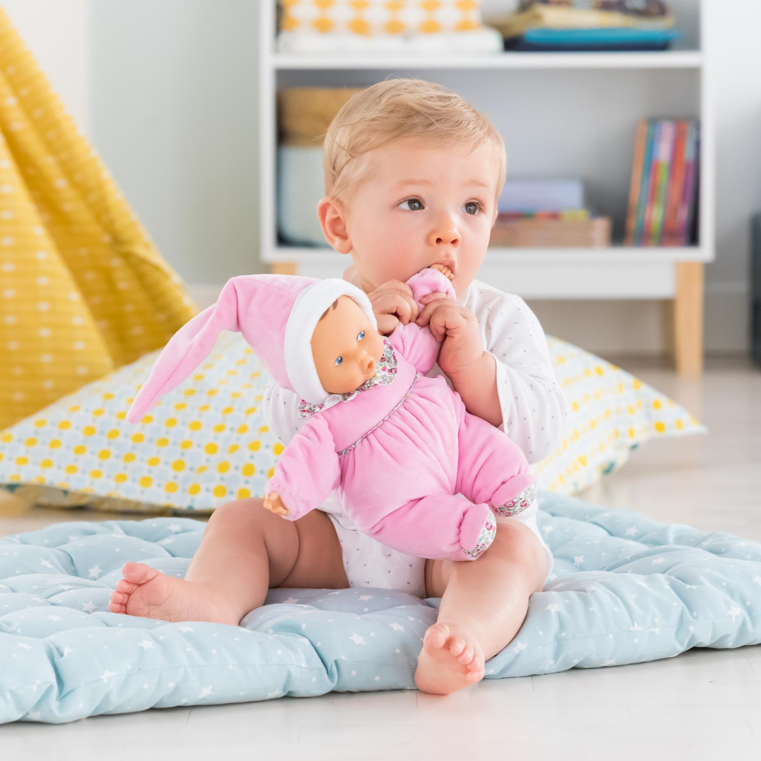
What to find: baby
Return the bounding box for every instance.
[108,79,569,696]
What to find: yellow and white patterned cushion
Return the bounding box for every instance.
[280,0,485,37]
[0,332,704,515]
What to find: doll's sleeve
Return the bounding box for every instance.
[388,321,441,376]
[264,414,341,521]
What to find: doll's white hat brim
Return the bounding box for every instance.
[284,279,377,405]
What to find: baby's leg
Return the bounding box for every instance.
[416,519,549,696]
[366,494,496,562]
[108,498,348,625]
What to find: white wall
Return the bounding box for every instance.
[2,0,90,135]
[88,0,262,285]
[4,0,760,355]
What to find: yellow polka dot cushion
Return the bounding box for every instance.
[0,332,704,515]
[0,8,197,432]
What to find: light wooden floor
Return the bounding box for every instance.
[1,356,760,760]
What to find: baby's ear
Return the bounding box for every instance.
[317,196,352,254]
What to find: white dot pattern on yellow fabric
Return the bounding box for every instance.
[0,333,704,515]
[530,337,705,495]
[0,8,197,431]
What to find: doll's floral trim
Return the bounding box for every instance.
[463,514,496,559]
[298,337,398,418]
[492,484,537,518]
[337,374,419,457]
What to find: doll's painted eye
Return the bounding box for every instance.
[335,357,343,366]
[357,331,365,340]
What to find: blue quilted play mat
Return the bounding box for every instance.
[2,490,761,724]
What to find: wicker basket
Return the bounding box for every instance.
[277,88,365,147]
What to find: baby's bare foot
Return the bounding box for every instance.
[414,622,485,695]
[108,562,241,626]
[430,263,454,281]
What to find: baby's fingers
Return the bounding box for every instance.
[379,290,419,324]
[415,294,449,329]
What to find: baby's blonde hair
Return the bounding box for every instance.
[323,78,507,206]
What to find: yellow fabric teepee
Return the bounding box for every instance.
[0,8,198,431]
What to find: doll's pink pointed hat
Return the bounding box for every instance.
[126,274,377,423]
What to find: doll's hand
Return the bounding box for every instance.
[263,491,289,517]
[367,281,420,336]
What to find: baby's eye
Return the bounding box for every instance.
[400,198,424,211]
[357,331,365,340]
[462,201,481,215]
[334,357,343,366]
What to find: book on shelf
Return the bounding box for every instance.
[624,117,700,247]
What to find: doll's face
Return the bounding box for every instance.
[311,296,385,395]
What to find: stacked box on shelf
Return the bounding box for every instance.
[490,178,611,248]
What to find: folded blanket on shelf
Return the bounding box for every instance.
[277,28,503,54]
[276,0,503,54]
[489,1,674,40]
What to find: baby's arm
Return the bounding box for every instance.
[483,294,570,463]
[264,414,341,521]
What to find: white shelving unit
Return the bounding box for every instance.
[258,1,713,374]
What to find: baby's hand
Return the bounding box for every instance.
[430,262,454,281]
[367,280,420,336]
[263,491,289,517]
[417,297,483,378]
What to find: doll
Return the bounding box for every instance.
[127,266,536,562]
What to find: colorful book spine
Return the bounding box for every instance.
[624,119,648,246]
[634,120,655,246]
[662,120,688,247]
[625,117,700,247]
[678,121,700,246]
[650,120,675,246]
[642,120,662,246]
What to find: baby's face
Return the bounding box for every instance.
[342,137,499,297]
[311,296,385,395]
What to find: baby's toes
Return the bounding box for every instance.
[424,622,450,650]
[448,636,467,658]
[466,645,486,675]
[108,592,127,614]
[457,642,476,665]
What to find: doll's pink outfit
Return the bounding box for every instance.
[127,268,536,563]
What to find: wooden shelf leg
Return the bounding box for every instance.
[271,262,298,276]
[673,262,704,376]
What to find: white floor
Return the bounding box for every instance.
[1,356,760,761]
